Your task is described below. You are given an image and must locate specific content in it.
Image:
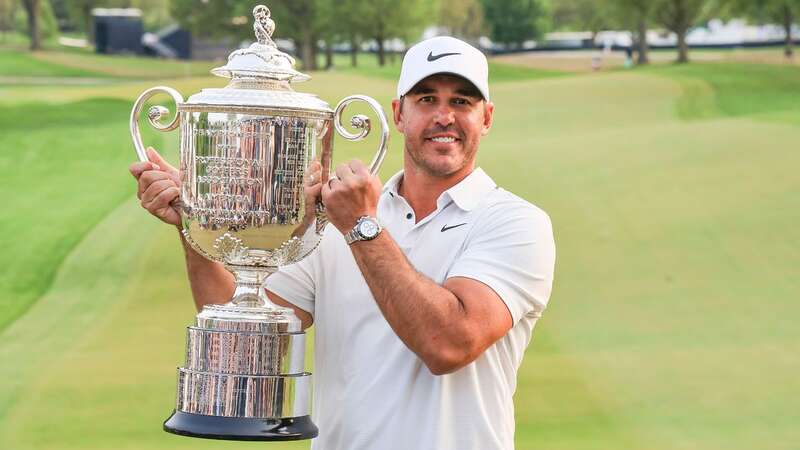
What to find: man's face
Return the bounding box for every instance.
[392,75,494,178]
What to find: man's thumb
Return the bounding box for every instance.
[146,147,176,172]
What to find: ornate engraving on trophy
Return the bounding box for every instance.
[185,115,311,235]
[213,233,248,260]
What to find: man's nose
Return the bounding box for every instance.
[433,105,455,127]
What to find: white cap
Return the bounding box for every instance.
[397,36,490,101]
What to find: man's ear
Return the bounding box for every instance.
[481,101,494,136]
[391,98,405,133]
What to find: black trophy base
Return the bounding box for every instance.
[164,410,318,441]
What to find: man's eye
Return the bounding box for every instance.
[453,98,470,105]
[419,96,434,103]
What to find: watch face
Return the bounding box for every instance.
[358,219,379,238]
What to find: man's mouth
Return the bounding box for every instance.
[426,134,460,144]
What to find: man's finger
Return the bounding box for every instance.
[146,147,177,173]
[129,161,159,178]
[348,159,369,176]
[306,167,323,186]
[321,177,335,201]
[142,179,176,204]
[138,172,172,199]
[139,169,171,187]
[145,186,180,212]
[305,182,323,199]
[307,160,321,172]
[326,175,340,189]
[334,163,354,181]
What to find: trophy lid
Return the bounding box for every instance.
[183,5,332,116]
[211,5,307,82]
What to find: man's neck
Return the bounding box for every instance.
[398,161,475,223]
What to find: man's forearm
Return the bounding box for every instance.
[349,231,473,372]
[179,229,235,312]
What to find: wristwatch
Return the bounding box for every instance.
[344,216,382,245]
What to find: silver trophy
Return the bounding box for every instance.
[129,4,389,441]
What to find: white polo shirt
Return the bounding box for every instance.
[265,167,556,450]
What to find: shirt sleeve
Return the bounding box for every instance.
[263,248,318,317]
[446,201,556,324]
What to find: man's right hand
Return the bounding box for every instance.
[129,147,181,227]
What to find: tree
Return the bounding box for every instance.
[0,0,16,41]
[611,0,655,64]
[440,0,485,41]
[724,0,800,58]
[341,0,369,67]
[481,0,549,48]
[552,0,614,41]
[654,0,709,63]
[269,0,321,71]
[20,0,40,50]
[170,0,253,42]
[64,0,99,43]
[358,0,434,66]
[170,0,320,70]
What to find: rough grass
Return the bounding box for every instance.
[0,50,798,450]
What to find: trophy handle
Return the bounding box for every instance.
[129,86,184,163]
[332,95,390,175]
[313,95,390,232]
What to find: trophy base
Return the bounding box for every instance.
[163,410,318,441]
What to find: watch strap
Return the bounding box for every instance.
[345,216,380,245]
[344,227,360,245]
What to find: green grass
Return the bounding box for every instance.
[642,62,800,121]
[0,98,176,334]
[0,30,62,50]
[0,51,798,450]
[0,51,109,77]
[0,49,217,81]
[32,50,217,78]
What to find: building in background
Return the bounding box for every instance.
[92,8,143,55]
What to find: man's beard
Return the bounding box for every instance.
[405,138,476,178]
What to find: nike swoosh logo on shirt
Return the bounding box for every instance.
[427,51,461,62]
[441,223,467,232]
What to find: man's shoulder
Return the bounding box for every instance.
[476,186,552,227]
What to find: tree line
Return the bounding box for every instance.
[551,0,800,64]
[4,0,800,66]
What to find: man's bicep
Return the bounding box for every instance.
[444,276,513,348]
[266,289,313,330]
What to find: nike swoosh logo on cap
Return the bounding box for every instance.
[427,51,461,62]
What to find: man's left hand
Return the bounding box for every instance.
[321,159,382,235]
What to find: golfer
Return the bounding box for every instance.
[130,36,556,450]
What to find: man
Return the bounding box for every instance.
[130,36,555,450]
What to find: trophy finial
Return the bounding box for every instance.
[211,3,310,82]
[253,5,275,46]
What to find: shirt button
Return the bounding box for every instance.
[406,213,413,219]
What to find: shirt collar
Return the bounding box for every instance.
[382,170,404,198]
[441,167,497,211]
[382,167,497,211]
